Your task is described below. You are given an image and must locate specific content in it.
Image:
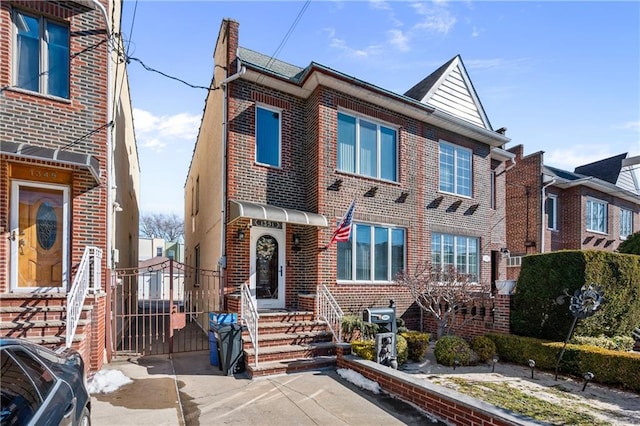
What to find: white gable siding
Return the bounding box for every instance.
[425,67,486,128]
[618,168,640,195]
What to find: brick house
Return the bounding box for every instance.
[0,0,139,373]
[504,146,640,280]
[185,19,513,375]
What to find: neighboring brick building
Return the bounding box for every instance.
[185,19,514,374]
[0,0,139,372]
[504,146,640,279]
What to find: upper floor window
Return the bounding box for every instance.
[586,198,607,233]
[13,10,69,98]
[620,208,633,239]
[337,224,405,282]
[337,112,397,181]
[256,105,281,167]
[546,194,558,230]
[156,247,163,257]
[439,141,472,197]
[431,233,479,281]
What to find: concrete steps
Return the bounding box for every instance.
[243,311,336,377]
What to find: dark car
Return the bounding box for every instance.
[0,338,90,426]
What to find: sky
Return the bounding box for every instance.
[120,0,640,216]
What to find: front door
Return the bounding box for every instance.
[250,224,285,309]
[10,181,69,292]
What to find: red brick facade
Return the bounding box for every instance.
[185,19,512,338]
[505,145,640,280]
[1,0,114,372]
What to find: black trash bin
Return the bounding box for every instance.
[212,323,246,376]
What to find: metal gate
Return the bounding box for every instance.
[110,258,222,357]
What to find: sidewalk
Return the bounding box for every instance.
[90,351,443,426]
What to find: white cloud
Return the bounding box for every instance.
[621,120,640,131]
[544,146,617,171]
[369,0,391,11]
[411,1,457,35]
[133,108,200,153]
[471,26,480,37]
[328,35,383,59]
[388,29,410,52]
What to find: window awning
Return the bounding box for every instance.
[229,200,329,227]
[1,141,100,185]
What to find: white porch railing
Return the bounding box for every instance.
[317,284,343,343]
[66,246,102,348]
[241,282,259,367]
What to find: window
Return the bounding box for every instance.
[439,141,472,197]
[337,112,397,181]
[546,195,558,230]
[506,256,522,267]
[620,208,633,239]
[586,198,607,233]
[431,233,479,281]
[13,10,69,98]
[195,176,199,214]
[256,105,281,167]
[194,244,200,286]
[156,247,163,257]
[337,224,404,282]
[490,171,496,210]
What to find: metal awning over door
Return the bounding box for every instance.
[228,199,328,227]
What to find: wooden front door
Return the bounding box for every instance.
[11,182,68,291]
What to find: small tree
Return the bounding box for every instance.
[396,262,490,338]
[140,212,184,242]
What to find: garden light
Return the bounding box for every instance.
[491,355,499,373]
[582,372,594,391]
[528,359,536,379]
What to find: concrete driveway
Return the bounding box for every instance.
[90,351,444,426]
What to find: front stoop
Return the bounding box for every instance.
[0,294,92,349]
[243,311,337,377]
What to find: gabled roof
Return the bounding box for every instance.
[403,55,492,130]
[235,48,509,147]
[574,153,627,185]
[543,161,640,204]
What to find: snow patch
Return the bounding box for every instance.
[88,369,133,394]
[337,368,381,394]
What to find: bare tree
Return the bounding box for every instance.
[396,262,491,338]
[140,212,184,242]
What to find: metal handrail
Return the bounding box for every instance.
[317,284,344,343]
[66,246,102,348]
[241,282,259,366]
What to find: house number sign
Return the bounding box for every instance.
[10,164,71,184]
[252,220,282,229]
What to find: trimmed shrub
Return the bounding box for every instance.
[570,335,635,352]
[401,331,430,361]
[471,335,497,363]
[350,340,375,361]
[486,333,640,391]
[341,315,379,342]
[396,334,408,365]
[434,335,472,366]
[618,231,640,255]
[512,250,640,341]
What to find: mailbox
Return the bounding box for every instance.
[363,306,396,334]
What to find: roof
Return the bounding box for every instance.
[236,49,503,142]
[573,153,627,185]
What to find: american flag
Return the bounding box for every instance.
[329,199,356,246]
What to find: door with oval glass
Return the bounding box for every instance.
[10,182,68,292]
[250,224,285,309]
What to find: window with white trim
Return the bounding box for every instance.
[507,256,522,267]
[546,194,558,230]
[337,224,405,282]
[620,208,633,239]
[586,198,607,233]
[337,112,397,181]
[256,105,281,167]
[13,10,69,98]
[439,141,472,197]
[431,233,479,281]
